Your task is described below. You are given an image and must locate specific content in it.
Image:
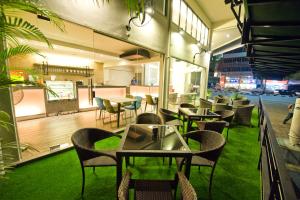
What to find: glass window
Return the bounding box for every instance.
[179,1,187,30]
[192,13,197,38]
[201,23,206,44]
[172,0,180,24]
[154,0,166,16]
[204,27,209,46]
[144,62,160,86]
[186,7,193,34]
[169,58,203,110]
[196,19,202,42]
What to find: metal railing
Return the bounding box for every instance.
[258,97,297,200]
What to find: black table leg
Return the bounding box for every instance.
[184,154,192,179]
[134,101,137,116]
[116,154,122,196]
[117,103,121,128]
[187,118,192,132]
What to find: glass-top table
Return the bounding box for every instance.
[178,107,221,132]
[116,124,192,189]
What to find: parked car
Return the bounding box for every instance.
[277,89,300,97]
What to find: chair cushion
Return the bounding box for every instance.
[83,152,117,167]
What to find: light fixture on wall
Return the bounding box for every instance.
[193,48,207,63]
[125,0,154,35]
[179,28,184,35]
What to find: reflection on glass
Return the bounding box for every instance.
[144,62,159,86]
[186,7,193,34]
[204,27,209,46]
[123,124,186,151]
[201,22,205,44]
[172,0,180,24]
[169,58,203,109]
[179,1,187,30]
[197,19,202,42]
[192,13,197,38]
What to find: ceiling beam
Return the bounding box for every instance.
[251,62,299,69]
[251,22,300,28]
[247,0,297,6]
[248,37,300,44]
[252,43,300,49]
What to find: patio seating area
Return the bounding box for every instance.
[0,109,260,200]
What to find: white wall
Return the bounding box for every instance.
[104,66,134,86]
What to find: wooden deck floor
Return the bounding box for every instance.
[17,109,137,161]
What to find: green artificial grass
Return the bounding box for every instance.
[0,109,260,200]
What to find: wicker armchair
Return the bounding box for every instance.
[195,120,227,134]
[118,171,197,200]
[168,93,178,105]
[212,103,233,112]
[233,105,255,127]
[232,99,250,106]
[71,128,121,196]
[179,103,196,108]
[214,95,230,104]
[136,112,162,124]
[159,108,183,128]
[176,130,226,197]
[215,110,235,140]
[199,98,212,109]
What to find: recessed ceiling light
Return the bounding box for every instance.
[226,34,230,38]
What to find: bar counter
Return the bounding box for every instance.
[14,85,127,120]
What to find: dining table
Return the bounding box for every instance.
[101,97,137,128]
[116,124,192,190]
[178,107,221,132]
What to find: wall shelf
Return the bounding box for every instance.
[34,63,94,77]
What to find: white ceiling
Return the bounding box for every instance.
[196,0,234,23]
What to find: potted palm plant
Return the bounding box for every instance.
[0,0,64,178]
[0,0,151,178]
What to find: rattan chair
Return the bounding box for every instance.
[118,171,197,200]
[214,95,230,104]
[179,94,193,104]
[176,130,226,197]
[136,112,162,124]
[232,99,250,106]
[71,128,121,196]
[159,108,183,128]
[215,110,235,140]
[199,98,212,109]
[233,104,255,127]
[168,93,178,105]
[179,103,196,108]
[145,94,157,112]
[196,120,227,134]
[212,103,233,112]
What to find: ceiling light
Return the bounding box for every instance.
[179,28,184,35]
[145,7,154,14]
[226,34,230,38]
